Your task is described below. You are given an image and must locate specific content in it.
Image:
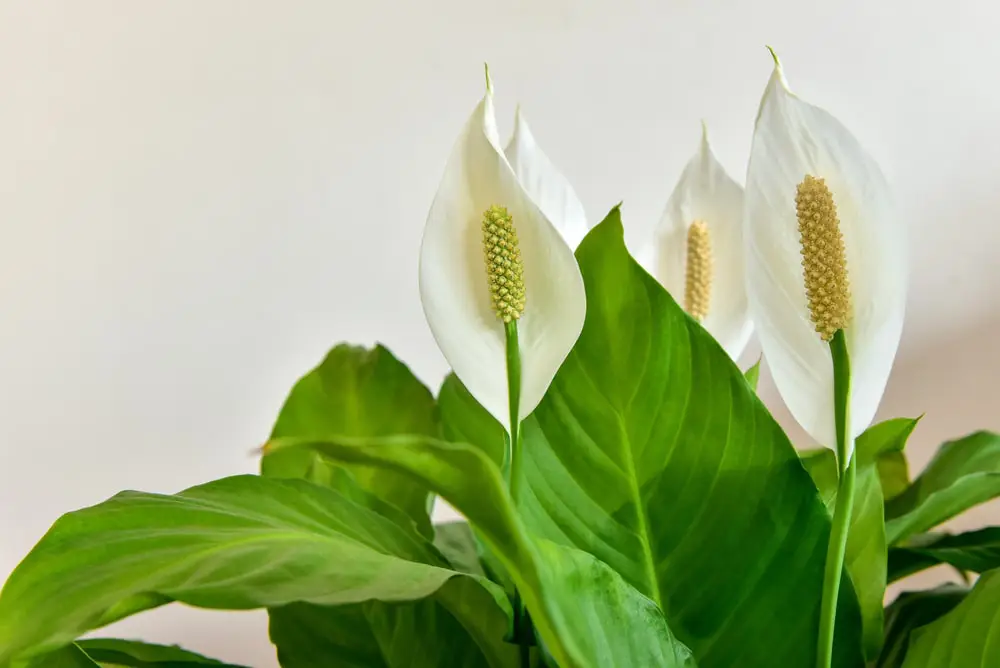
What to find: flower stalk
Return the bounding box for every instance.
[816,329,857,668]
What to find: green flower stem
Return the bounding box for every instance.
[504,321,531,668]
[817,329,857,668]
[505,321,523,504]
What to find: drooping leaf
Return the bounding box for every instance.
[876,585,965,668]
[899,569,1000,667]
[263,435,696,668]
[259,344,518,667]
[0,475,504,665]
[440,208,861,667]
[888,528,1000,583]
[886,431,1000,544]
[269,577,518,668]
[75,639,247,667]
[262,343,439,537]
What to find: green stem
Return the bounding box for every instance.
[505,321,523,506]
[816,329,856,668]
[504,321,531,667]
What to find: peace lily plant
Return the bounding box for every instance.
[2,55,999,668]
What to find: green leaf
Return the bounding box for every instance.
[262,343,439,537]
[743,357,761,391]
[876,585,965,668]
[900,569,1000,667]
[440,208,861,668]
[856,417,920,501]
[75,639,246,667]
[264,435,696,668]
[886,431,1000,544]
[888,528,1000,583]
[269,577,518,668]
[799,447,887,659]
[0,475,499,664]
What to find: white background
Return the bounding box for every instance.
[2,1,999,665]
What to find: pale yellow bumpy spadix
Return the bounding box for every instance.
[795,175,852,341]
[683,220,712,322]
[482,205,526,322]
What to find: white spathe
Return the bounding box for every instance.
[419,84,586,432]
[504,107,591,249]
[650,123,753,361]
[744,56,906,455]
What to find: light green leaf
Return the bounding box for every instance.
[888,528,1000,583]
[900,569,1000,667]
[269,577,518,668]
[0,475,501,665]
[743,357,761,391]
[264,435,696,668]
[876,585,965,668]
[440,208,861,668]
[886,431,1000,544]
[856,417,920,501]
[75,639,246,667]
[262,343,439,537]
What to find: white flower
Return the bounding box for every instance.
[419,73,586,432]
[744,54,906,453]
[648,123,753,360]
[505,107,591,249]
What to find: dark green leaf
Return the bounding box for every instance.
[0,475,501,664]
[876,585,965,668]
[263,343,439,537]
[440,208,861,668]
[264,434,696,668]
[888,528,1000,583]
[75,639,246,667]
[269,577,518,668]
[886,431,1000,544]
[899,569,1000,667]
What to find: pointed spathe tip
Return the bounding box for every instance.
[484,62,493,95]
[765,45,780,68]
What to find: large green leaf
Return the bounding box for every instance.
[0,475,503,665]
[75,639,246,667]
[262,343,439,537]
[269,577,518,668]
[439,208,861,667]
[900,569,1000,667]
[264,435,696,668]
[886,431,1000,544]
[888,528,1000,583]
[876,585,965,668]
